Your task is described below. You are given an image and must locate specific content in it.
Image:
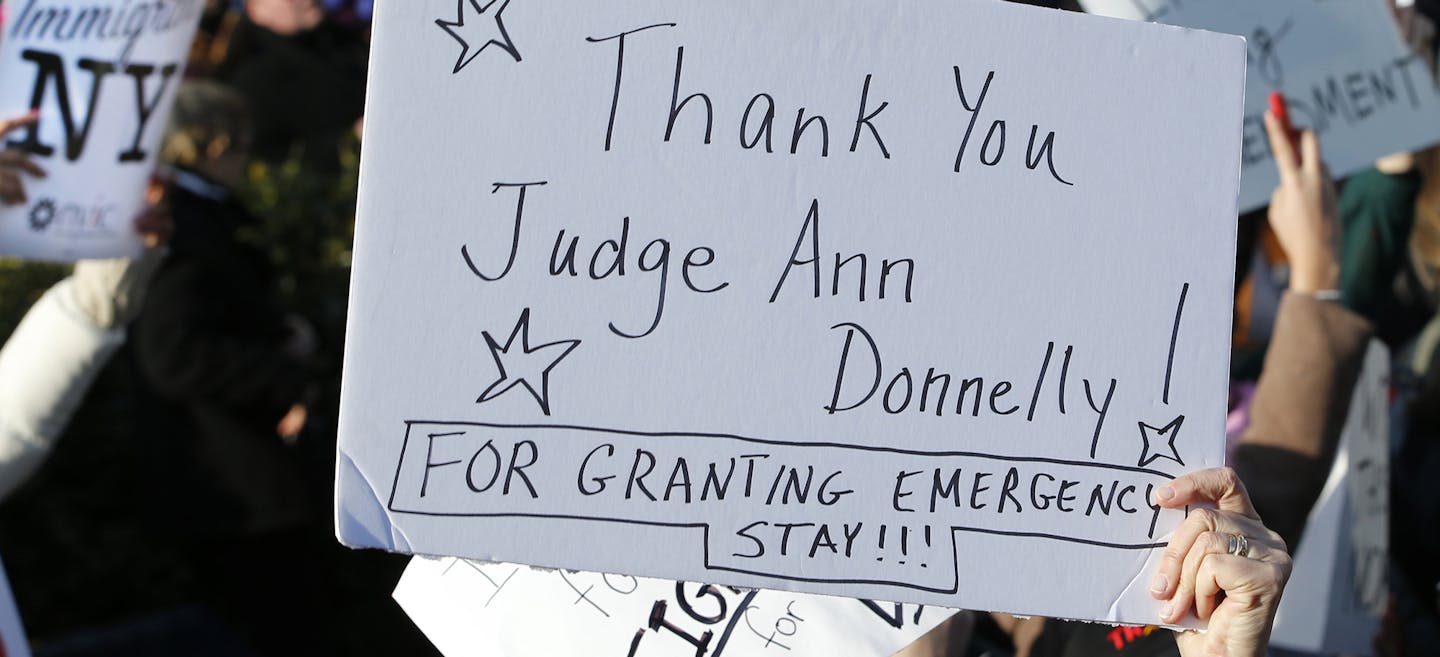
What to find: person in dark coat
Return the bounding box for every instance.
[216,0,368,173]
[132,81,327,657]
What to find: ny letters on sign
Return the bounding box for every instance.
[337,0,1245,626]
[0,0,203,261]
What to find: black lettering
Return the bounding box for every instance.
[826,322,883,414]
[883,368,914,414]
[665,47,714,144]
[998,467,1022,513]
[969,472,992,510]
[849,74,891,158]
[878,259,915,302]
[503,440,539,498]
[1056,479,1079,512]
[770,199,822,303]
[980,120,1005,166]
[464,182,547,282]
[741,93,777,152]
[952,67,995,173]
[421,432,463,498]
[919,369,951,417]
[465,439,503,493]
[118,62,178,161]
[930,468,963,512]
[1024,125,1073,185]
[701,458,735,501]
[578,443,615,495]
[586,23,677,151]
[893,470,922,512]
[989,381,1019,415]
[790,109,830,157]
[682,246,729,293]
[9,50,115,160]
[733,521,767,558]
[608,237,670,339]
[626,448,658,501]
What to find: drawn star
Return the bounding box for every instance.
[436,0,522,74]
[1137,415,1186,468]
[477,308,580,416]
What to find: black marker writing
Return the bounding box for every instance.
[951,67,1073,185]
[461,181,548,282]
[770,199,916,304]
[587,22,677,152]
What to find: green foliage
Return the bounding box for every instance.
[0,259,68,342]
[235,141,361,386]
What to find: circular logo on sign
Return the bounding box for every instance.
[28,199,56,232]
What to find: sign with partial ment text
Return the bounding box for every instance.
[1081,0,1440,213]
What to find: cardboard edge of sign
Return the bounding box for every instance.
[334,0,1251,633]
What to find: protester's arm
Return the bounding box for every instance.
[0,225,171,502]
[1230,113,1374,550]
[1232,295,1370,549]
[1150,468,1292,657]
[0,279,127,501]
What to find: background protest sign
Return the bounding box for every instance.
[1270,342,1389,654]
[0,0,202,261]
[337,0,1245,626]
[393,556,949,657]
[1080,0,1440,213]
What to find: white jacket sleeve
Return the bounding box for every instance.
[0,278,126,502]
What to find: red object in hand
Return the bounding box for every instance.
[1268,91,1299,160]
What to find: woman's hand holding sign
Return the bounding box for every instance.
[1150,468,1292,657]
[0,111,45,206]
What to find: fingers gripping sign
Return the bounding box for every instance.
[1148,468,1293,657]
[0,111,46,206]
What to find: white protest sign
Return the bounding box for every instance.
[337,0,1245,626]
[1271,341,1390,654]
[393,556,950,657]
[0,0,202,261]
[1080,0,1440,213]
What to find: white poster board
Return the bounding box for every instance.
[337,0,1245,626]
[394,557,950,657]
[1270,341,1390,654]
[0,0,203,261]
[1080,0,1440,213]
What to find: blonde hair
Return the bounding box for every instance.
[1413,147,1440,295]
[160,80,253,168]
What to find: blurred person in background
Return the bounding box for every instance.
[1383,146,1440,656]
[131,81,325,657]
[216,0,368,173]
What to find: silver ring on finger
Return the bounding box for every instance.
[1227,533,1250,558]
